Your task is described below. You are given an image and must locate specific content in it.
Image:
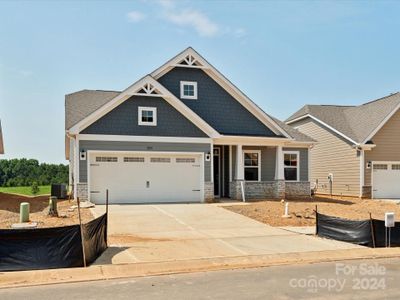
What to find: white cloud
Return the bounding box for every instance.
[157,0,175,9]
[127,11,146,23]
[164,9,219,37]
[127,1,246,39]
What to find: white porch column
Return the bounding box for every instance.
[235,144,244,180]
[275,145,285,180]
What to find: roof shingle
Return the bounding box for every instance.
[65,90,120,130]
[286,92,400,143]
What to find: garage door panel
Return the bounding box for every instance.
[89,152,202,204]
[373,162,400,199]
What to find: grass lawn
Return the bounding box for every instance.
[0,185,51,196]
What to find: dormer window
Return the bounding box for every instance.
[138,107,157,126]
[180,81,197,99]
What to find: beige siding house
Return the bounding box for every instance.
[287,92,400,199]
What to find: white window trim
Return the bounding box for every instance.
[180,81,198,99]
[138,106,157,126]
[283,150,300,182]
[243,150,261,182]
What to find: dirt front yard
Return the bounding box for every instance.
[224,196,400,227]
[0,192,94,229]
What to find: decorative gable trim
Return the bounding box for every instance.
[135,83,162,96]
[177,54,204,68]
[68,75,220,138]
[151,47,292,139]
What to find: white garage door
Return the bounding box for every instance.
[373,162,400,199]
[89,152,203,204]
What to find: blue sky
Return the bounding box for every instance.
[1,0,400,163]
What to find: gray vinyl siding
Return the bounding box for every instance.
[158,67,279,137]
[365,109,400,186]
[78,140,211,182]
[291,117,360,196]
[82,95,208,137]
[231,146,308,182]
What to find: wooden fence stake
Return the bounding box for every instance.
[315,205,318,236]
[105,189,109,247]
[369,212,376,248]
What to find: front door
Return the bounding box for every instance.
[213,148,220,197]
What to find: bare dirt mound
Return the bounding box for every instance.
[0,192,94,229]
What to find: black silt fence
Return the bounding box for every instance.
[316,213,373,246]
[316,212,400,247]
[0,213,107,272]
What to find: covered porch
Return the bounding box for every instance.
[206,136,312,202]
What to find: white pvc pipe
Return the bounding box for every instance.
[284,203,289,216]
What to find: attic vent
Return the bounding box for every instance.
[177,54,203,67]
[136,83,160,95]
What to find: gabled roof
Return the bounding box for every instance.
[270,117,315,143]
[151,47,292,139]
[66,90,120,130]
[65,47,312,143]
[0,120,4,154]
[67,75,220,137]
[286,92,400,144]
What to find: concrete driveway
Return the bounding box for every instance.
[91,204,361,265]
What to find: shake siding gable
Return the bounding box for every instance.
[364,109,400,186]
[158,67,279,137]
[81,95,208,138]
[292,118,360,196]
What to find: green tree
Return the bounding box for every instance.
[0,159,68,187]
[31,181,39,195]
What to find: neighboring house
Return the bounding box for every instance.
[65,47,313,204]
[0,120,4,154]
[286,92,400,199]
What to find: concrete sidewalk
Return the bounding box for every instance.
[1,247,399,289]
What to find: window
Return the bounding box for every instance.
[180,81,198,99]
[176,158,196,163]
[138,107,157,126]
[96,157,118,162]
[392,164,400,170]
[373,164,388,170]
[243,151,260,181]
[150,157,171,163]
[124,157,145,163]
[283,151,299,181]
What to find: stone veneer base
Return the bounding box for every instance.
[229,180,310,200]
